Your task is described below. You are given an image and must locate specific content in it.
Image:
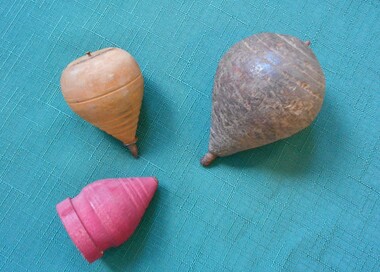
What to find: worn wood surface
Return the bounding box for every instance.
[60,48,144,156]
[205,33,325,161]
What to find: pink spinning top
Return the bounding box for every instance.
[56,177,158,263]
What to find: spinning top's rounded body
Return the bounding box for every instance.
[56,177,158,263]
[60,48,144,157]
[201,33,325,166]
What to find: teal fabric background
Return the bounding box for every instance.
[0,0,379,271]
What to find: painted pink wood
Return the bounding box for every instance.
[56,177,158,262]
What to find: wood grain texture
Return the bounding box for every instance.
[207,33,325,157]
[60,48,144,149]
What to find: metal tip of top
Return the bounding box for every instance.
[126,143,139,158]
[200,152,218,167]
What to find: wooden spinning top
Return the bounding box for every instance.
[56,177,158,262]
[201,33,325,166]
[60,48,144,157]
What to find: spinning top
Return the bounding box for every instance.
[201,33,325,166]
[60,48,144,157]
[56,177,158,262]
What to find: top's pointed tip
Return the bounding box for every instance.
[126,144,138,158]
[140,177,158,193]
[121,177,158,197]
[200,152,218,167]
[138,177,158,186]
[304,40,311,46]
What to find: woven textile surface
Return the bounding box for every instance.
[0,0,379,271]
